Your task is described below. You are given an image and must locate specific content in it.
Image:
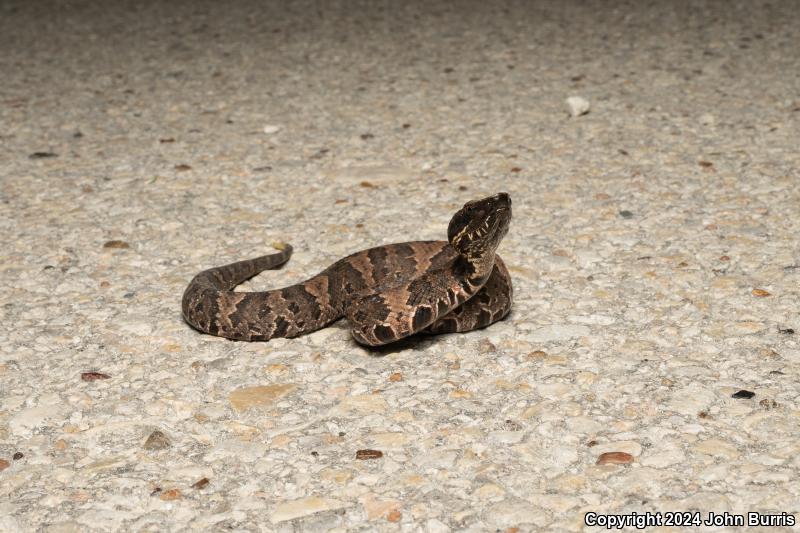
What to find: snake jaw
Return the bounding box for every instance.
[447,192,512,283]
[447,192,512,254]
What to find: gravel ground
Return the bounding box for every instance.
[1,0,799,531]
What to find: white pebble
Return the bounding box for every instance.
[263,124,281,134]
[699,112,716,125]
[566,96,590,117]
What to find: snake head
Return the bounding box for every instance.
[447,193,512,260]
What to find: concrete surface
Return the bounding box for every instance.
[1,0,799,531]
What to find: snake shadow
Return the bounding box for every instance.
[360,333,441,356]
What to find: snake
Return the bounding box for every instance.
[181,192,513,346]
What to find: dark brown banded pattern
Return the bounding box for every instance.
[182,193,513,346]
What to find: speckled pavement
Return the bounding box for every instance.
[1,1,799,531]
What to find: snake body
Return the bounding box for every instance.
[182,193,513,346]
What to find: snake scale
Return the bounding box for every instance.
[182,193,513,346]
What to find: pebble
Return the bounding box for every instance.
[596,451,634,465]
[732,389,756,399]
[143,430,171,450]
[331,394,388,415]
[0,459,9,471]
[360,494,401,520]
[478,338,497,353]
[759,398,777,409]
[355,449,383,460]
[699,112,716,125]
[693,439,740,459]
[535,383,573,399]
[205,439,268,462]
[709,321,766,337]
[565,96,590,117]
[667,385,716,416]
[191,477,210,489]
[565,416,604,434]
[262,124,281,134]
[270,497,347,523]
[475,483,506,499]
[80,372,110,382]
[228,384,296,412]
[159,489,181,501]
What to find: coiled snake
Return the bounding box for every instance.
[182,193,513,346]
